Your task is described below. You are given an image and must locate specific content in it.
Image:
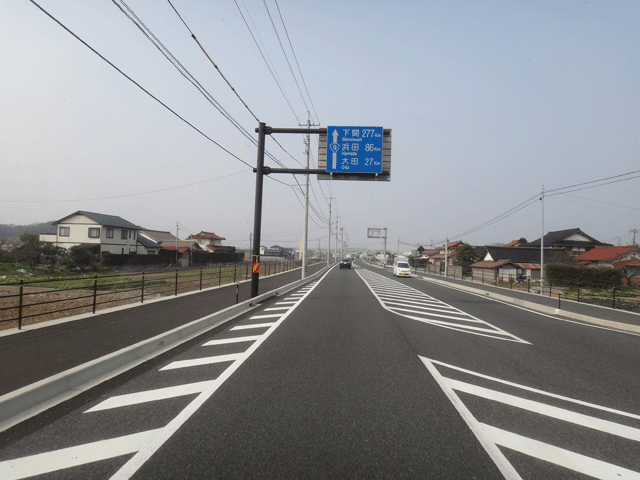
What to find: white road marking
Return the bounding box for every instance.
[358,269,529,344]
[159,353,241,370]
[421,356,640,479]
[428,358,640,421]
[264,306,292,311]
[448,378,640,442]
[419,357,523,480]
[482,424,640,480]
[202,335,262,346]
[85,381,218,412]
[247,313,282,319]
[0,429,162,480]
[109,270,332,480]
[231,322,277,330]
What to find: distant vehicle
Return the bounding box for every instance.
[393,260,411,277]
[340,258,352,269]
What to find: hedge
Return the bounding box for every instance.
[546,264,623,288]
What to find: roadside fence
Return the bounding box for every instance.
[414,263,640,314]
[0,260,312,330]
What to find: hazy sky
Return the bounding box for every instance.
[1,0,638,252]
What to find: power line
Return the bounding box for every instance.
[233,0,300,123]
[28,0,253,169]
[546,173,640,197]
[546,169,640,195]
[261,0,310,117]
[273,0,320,124]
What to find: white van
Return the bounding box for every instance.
[393,260,411,277]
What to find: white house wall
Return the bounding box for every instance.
[53,214,139,254]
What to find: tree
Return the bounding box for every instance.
[67,245,92,269]
[454,243,480,275]
[41,244,68,273]
[14,234,42,273]
[518,237,528,245]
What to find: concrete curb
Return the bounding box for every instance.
[0,266,330,432]
[418,275,640,334]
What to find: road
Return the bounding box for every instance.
[1,260,639,479]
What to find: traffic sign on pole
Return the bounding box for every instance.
[326,126,383,174]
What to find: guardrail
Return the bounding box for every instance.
[0,260,316,330]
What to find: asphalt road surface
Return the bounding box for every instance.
[1,260,639,479]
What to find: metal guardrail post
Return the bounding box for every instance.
[558,290,562,309]
[200,268,203,291]
[233,266,237,284]
[141,272,145,303]
[577,285,580,303]
[18,280,24,330]
[219,266,222,286]
[93,275,98,313]
[175,269,179,296]
[612,287,616,310]
[236,282,240,304]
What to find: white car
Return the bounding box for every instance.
[393,261,411,277]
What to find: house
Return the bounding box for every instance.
[526,228,610,256]
[574,245,640,268]
[187,231,235,253]
[139,229,202,266]
[429,240,464,271]
[139,230,200,254]
[471,245,572,281]
[43,211,142,255]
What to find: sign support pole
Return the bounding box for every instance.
[251,122,267,298]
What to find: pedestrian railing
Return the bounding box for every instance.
[0,260,309,330]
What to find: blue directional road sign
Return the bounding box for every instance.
[326,126,383,174]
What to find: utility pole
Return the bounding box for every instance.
[175,222,179,266]
[335,218,339,261]
[340,227,344,259]
[299,112,319,278]
[250,122,267,298]
[444,237,449,277]
[540,186,545,292]
[630,228,638,245]
[327,197,333,266]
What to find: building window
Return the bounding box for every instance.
[59,227,70,237]
[106,228,114,238]
[121,230,128,240]
[129,230,132,239]
[88,228,101,238]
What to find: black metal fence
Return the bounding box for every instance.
[0,260,309,330]
[414,264,640,314]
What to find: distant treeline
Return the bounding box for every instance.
[0,223,55,240]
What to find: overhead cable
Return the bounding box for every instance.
[28,0,253,170]
[274,0,320,124]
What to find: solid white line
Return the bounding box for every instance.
[428,357,640,421]
[159,353,241,370]
[231,322,277,330]
[0,429,162,480]
[202,335,262,346]
[419,357,523,480]
[481,423,640,479]
[85,381,218,412]
[109,268,333,480]
[448,378,640,442]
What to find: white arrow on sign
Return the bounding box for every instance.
[332,129,339,169]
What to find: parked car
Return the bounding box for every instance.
[340,258,352,269]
